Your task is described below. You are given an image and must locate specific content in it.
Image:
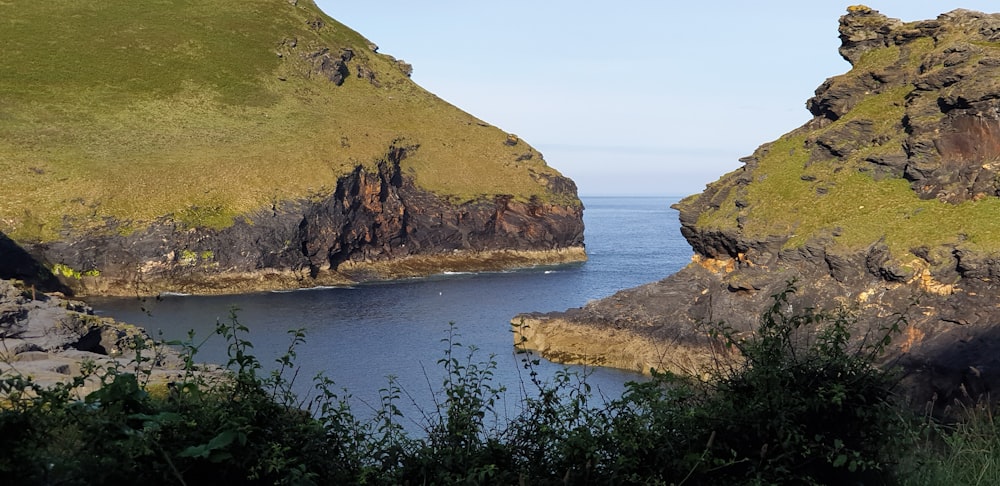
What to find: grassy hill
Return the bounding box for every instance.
[679,8,1000,271]
[0,0,572,242]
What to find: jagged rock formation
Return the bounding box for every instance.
[27,144,584,295]
[0,1,585,295]
[515,7,1000,408]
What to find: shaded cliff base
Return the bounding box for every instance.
[0,232,69,295]
[79,247,586,296]
[26,146,586,297]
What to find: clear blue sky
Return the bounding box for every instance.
[314,1,999,197]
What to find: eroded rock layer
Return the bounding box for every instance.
[25,144,585,296]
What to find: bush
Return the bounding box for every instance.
[0,286,918,484]
[693,284,906,485]
[499,283,906,485]
[0,311,365,485]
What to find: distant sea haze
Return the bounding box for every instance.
[91,197,692,416]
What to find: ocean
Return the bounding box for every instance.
[90,196,693,419]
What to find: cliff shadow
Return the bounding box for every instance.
[898,323,1000,415]
[0,231,70,295]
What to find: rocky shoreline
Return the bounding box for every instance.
[20,145,586,298]
[66,247,588,297]
[514,8,1000,409]
[513,250,1000,408]
[0,279,214,393]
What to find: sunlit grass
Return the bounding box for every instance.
[693,80,1000,262]
[0,0,574,241]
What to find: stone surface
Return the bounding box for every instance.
[0,279,209,394]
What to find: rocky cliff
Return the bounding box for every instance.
[515,7,1000,407]
[0,1,584,296]
[29,144,584,296]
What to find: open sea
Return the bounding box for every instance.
[89,196,693,421]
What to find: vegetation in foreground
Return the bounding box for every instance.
[0,286,997,485]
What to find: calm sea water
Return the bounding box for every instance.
[90,196,692,420]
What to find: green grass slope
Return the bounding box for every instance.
[684,9,1000,271]
[0,0,572,242]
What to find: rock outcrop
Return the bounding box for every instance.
[0,1,586,296]
[25,144,585,296]
[515,7,1000,409]
[0,279,202,394]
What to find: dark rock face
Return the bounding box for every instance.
[0,231,68,294]
[837,6,903,65]
[516,8,1000,410]
[307,47,353,85]
[278,35,385,87]
[26,144,585,295]
[815,8,1000,203]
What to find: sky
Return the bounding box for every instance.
[314,1,1000,197]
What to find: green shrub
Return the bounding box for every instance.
[499,283,907,485]
[0,288,925,484]
[693,285,906,485]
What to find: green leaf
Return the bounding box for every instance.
[178,429,239,458]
